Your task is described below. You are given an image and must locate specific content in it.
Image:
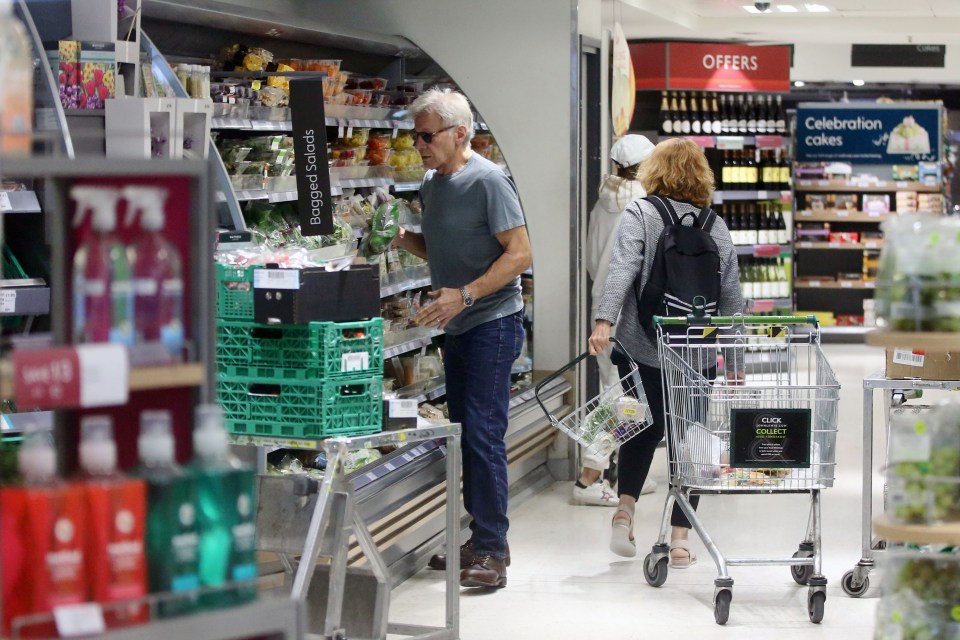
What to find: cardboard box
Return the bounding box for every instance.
[253,264,379,324]
[886,348,960,380]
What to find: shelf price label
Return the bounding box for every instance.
[13,344,129,409]
[54,603,106,638]
[0,192,11,212]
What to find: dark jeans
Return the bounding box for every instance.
[443,311,524,558]
[615,360,714,529]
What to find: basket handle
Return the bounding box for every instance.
[534,337,637,423]
[654,314,820,327]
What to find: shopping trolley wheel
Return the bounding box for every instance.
[790,550,814,585]
[840,570,869,598]
[807,590,825,624]
[714,589,732,625]
[643,553,668,587]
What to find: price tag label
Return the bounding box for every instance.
[829,242,841,248]
[392,123,400,139]
[341,352,370,372]
[365,471,377,482]
[866,242,878,249]
[836,210,849,217]
[0,192,11,212]
[346,124,354,139]
[253,268,300,290]
[251,80,262,91]
[54,603,106,638]
[14,344,129,409]
[716,136,744,150]
[389,399,418,418]
[0,290,15,313]
[809,281,821,287]
[383,461,395,471]
[799,242,812,248]
[841,281,854,288]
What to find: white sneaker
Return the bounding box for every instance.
[640,478,658,495]
[571,480,619,506]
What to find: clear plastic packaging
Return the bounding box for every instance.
[875,552,960,640]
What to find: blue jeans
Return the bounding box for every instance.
[443,311,524,559]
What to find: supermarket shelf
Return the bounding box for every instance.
[323,104,415,129]
[209,118,292,131]
[393,181,422,192]
[735,243,791,256]
[337,177,394,190]
[267,190,298,203]
[0,279,50,315]
[2,410,53,433]
[795,280,875,290]
[821,326,870,338]
[384,328,443,359]
[874,515,960,545]
[0,361,205,400]
[397,376,447,404]
[866,330,960,351]
[233,189,269,201]
[715,190,791,202]
[510,375,569,411]
[512,358,533,374]
[795,241,884,251]
[0,190,41,214]
[746,298,793,312]
[210,117,251,129]
[796,209,894,223]
[250,120,292,131]
[795,179,941,192]
[380,265,432,298]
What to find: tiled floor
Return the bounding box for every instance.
[390,345,894,639]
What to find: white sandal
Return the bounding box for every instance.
[609,505,636,558]
[670,539,698,568]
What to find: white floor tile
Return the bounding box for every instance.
[390,344,888,639]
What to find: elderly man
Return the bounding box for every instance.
[394,88,531,589]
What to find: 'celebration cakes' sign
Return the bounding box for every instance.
[796,103,941,163]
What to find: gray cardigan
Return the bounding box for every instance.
[595,196,744,368]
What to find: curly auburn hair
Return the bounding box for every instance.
[638,138,715,208]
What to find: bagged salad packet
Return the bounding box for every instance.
[361,199,412,259]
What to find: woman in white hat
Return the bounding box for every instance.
[572,134,657,507]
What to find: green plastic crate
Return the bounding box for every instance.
[216,318,383,379]
[216,263,254,321]
[217,374,383,439]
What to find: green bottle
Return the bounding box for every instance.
[136,410,200,617]
[191,404,256,608]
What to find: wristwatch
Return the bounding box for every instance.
[459,287,475,307]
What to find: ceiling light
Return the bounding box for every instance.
[778,4,799,11]
[794,80,806,87]
[852,79,865,86]
[804,3,830,12]
[743,5,762,13]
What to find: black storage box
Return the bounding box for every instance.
[253,264,380,324]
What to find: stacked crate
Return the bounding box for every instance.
[215,263,383,439]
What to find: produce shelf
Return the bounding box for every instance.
[866,330,960,351]
[0,190,41,214]
[796,209,895,223]
[383,328,443,359]
[380,265,432,298]
[795,179,940,192]
[393,181,421,192]
[874,515,960,545]
[0,279,50,315]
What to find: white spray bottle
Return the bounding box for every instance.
[71,185,133,345]
[123,186,184,359]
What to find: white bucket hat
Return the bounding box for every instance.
[610,134,655,167]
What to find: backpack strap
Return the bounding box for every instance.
[697,207,718,233]
[645,195,679,226]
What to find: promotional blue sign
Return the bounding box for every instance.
[796,104,941,163]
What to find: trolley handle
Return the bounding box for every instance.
[653,314,820,327]
[534,336,638,424]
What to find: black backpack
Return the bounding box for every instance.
[635,196,722,335]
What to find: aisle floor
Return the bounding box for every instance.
[389,345,891,639]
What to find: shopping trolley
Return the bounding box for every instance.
[534,337,654,459]
[643,315,841,625]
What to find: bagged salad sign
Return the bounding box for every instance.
[796,103,941,163]
[730,408,811,469]
[290,78,333,235]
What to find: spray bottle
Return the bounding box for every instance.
[0,0,33,154]
[135,410,199,617]
[191,404,256,608]
[123,186,184,359]
[1,425,86,636]
[71,186,133,346]
[78,415,147,625]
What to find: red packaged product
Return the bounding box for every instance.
[828,232,859,244]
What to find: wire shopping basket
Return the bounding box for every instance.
[535,337,654,458]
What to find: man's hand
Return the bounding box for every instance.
[416,288,465,331]
[725,370,746,386]
[589,320,613,355]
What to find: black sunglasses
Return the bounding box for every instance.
[413,125,456,144]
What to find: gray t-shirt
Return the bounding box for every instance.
[420,153,526,335]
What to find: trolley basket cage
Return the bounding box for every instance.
[656,315,841,493]
[535,337,654,458]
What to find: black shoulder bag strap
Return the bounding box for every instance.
[696,207,718,233]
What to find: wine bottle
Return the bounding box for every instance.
[737,95,747,134]
[746,95,757,134]
[777,207,789,245]
[764,95,776,134]
[671,92,682,135]
[677,92,689,134]
[774,95,786,134]
[757,205,769,245]
[778,148,791,189]
[701,94,712,135]
[690,92,701,135]
[720,150,731,190]
[727,203,740,244]
[711,93,722,136]
[778,258,790,298]
[660,91,672,135]
[748,204,760,245]
[756,94,767,135]
[746,147,759,191]
[720,94,730,134]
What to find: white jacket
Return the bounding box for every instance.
[587,177,646,314]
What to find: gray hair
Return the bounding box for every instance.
[409,88,475,146]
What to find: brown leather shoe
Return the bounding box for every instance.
[428,541,511,570]
[459,554,507,588]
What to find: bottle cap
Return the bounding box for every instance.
[193,404,228,459]
[139,410,175,465]
[79,415,117,474]
[122,185,168,231]
[18,423,57,482]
